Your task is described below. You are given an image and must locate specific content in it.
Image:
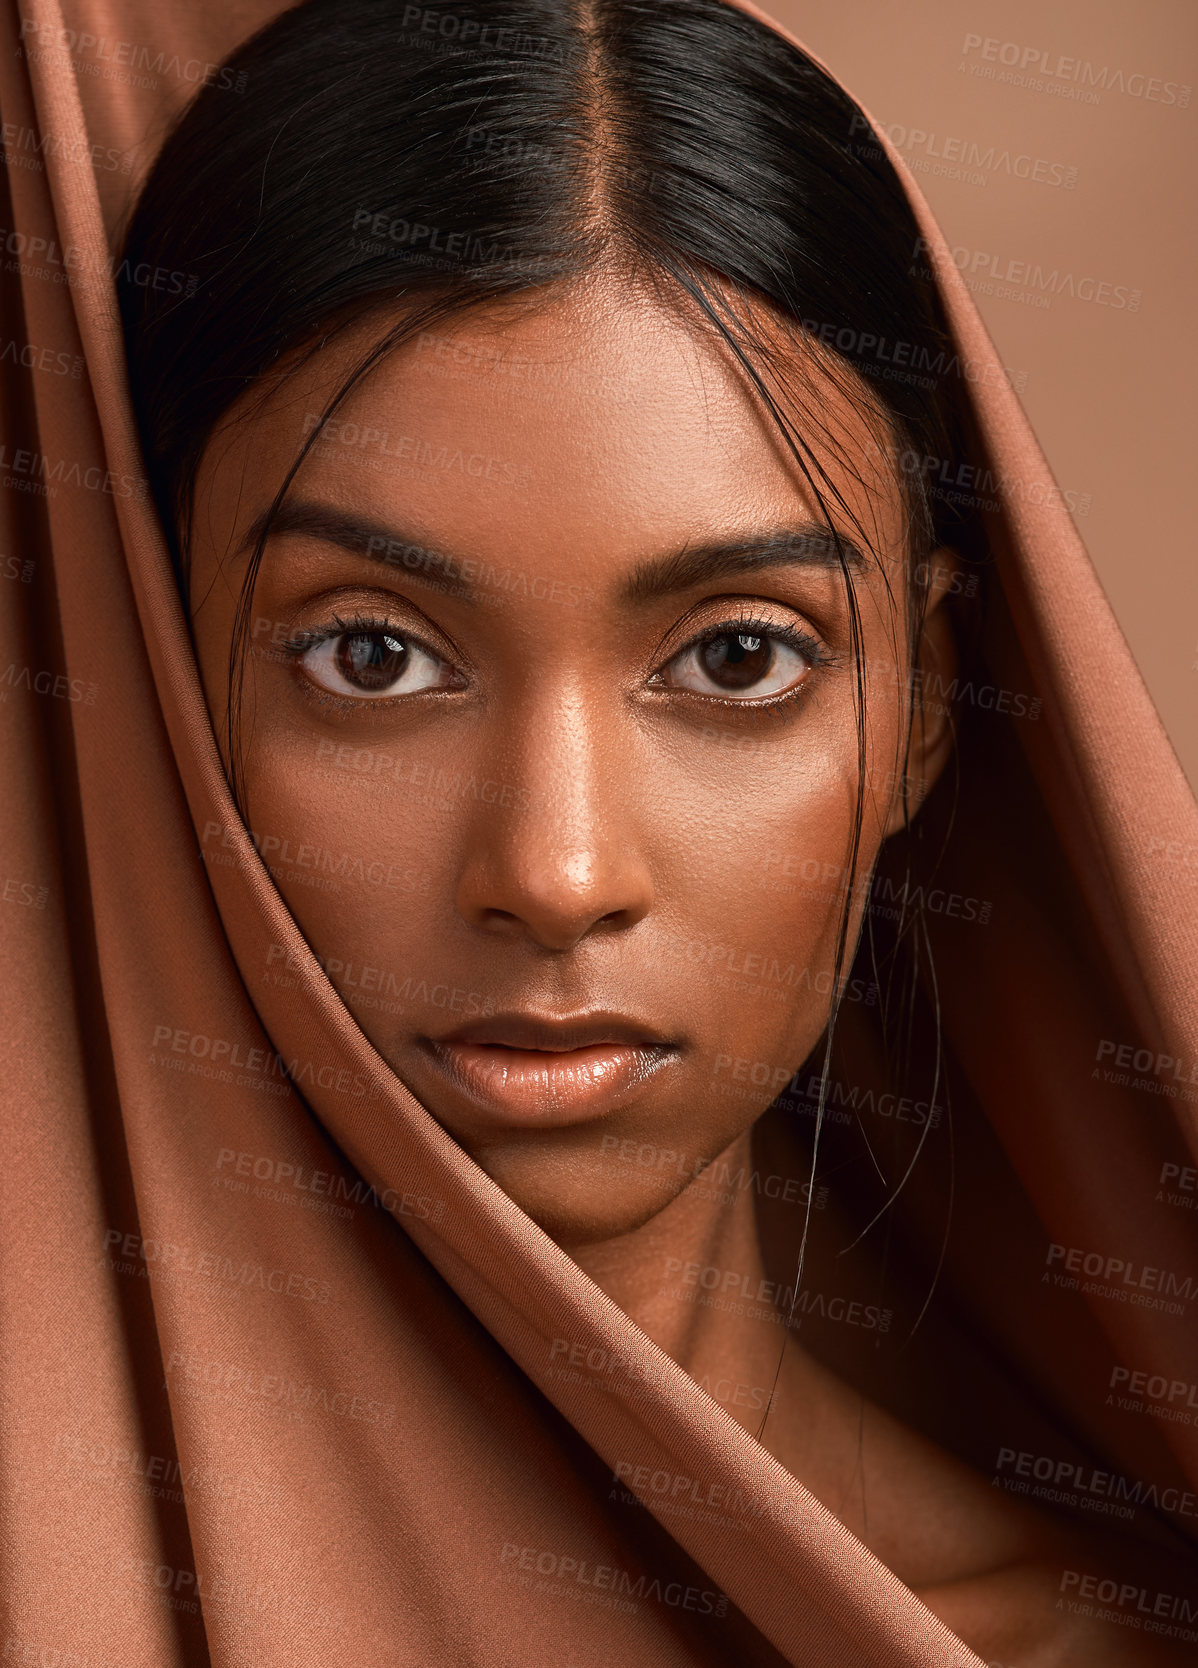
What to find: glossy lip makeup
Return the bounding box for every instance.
[419,1012,680,1128]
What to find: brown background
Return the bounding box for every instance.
[768,0,1198,789]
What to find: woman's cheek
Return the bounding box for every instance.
[246,750,456,1013]
[643,768,864,1026]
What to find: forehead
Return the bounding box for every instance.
[196,272,906,578]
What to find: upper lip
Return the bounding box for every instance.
[429,1012,674,1053]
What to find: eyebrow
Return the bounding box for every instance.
[241,498,870,604]
[620,526,869,603]
[240,500,481,600]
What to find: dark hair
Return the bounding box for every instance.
[120,0,989,1391]
[122,0,977,553]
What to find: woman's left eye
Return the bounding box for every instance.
[299,628,455,699]
[655,624,820,701]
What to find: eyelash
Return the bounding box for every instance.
[656,609,831,708]
[281,611,421,661]
[276,607,831,711]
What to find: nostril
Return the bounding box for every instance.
[479,907,524,931]
[455,844,654,949]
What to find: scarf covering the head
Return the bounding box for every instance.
[2,0,1196,1662]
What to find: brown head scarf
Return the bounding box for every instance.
[2,0,1196,1662]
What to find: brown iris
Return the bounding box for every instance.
[700,631,772,690]
[334,631,409,693]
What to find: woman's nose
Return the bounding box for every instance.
[453,692,654,951]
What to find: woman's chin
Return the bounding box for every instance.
[464,1133,705,1251]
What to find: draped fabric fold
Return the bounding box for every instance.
[2,0,1195,1661]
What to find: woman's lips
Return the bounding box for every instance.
[420,1018,679,1127]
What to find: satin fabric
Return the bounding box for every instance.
[2,0,1196,1661]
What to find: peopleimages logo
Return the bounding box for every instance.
[1108,1364,1198,1414]
[848,112,1078,189]
[202,818,430,892]
[397,3,569,61]
[164,1350,397,1428]
[0,663,98,704]
[149,1023,384,1100]
[1058,1569,1198,1628]
[0,442,147,500]
[912,238,1141,313]
[0,224,197,294]
[0,337,84,379]
[18,17,250,93]
[995,1446,1197,1525]
[214,1145,446,1225]
[497,1542,728,1616]
[960,33,1191,107]
[102,1227,333,1305]
[1093,1038,1198,1103]
[1044,1241,1194,1315]
[1,119,129,175]
[302,407,533,486]
[348,208,554,278]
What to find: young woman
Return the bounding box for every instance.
[4,0,1195,1662]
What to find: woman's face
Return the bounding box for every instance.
[187,273,955,1246]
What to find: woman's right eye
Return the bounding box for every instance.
[299,628,456,700]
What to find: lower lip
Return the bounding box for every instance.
[423,1041,676,1126]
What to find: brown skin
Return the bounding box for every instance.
[189,271,954,1245]
[187,274,1181,1660]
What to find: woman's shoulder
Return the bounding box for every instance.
[914,1550,1198,1667]
[765,1346,1195,1665]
